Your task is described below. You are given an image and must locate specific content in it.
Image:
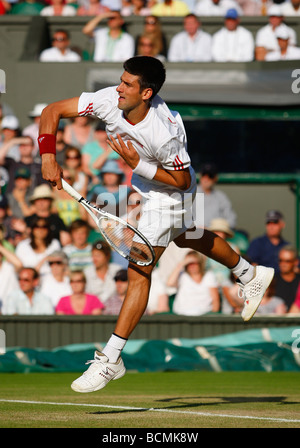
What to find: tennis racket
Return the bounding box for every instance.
[61,178,155,266]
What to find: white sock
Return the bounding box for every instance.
[231,256,255,285]
[102,333,127,363]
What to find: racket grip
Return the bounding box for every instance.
[61,178,83,202]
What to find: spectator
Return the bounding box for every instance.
[194,0,242,16]
[237,0,272,16]
[56,269,104,315]
[136,15,167,57]
[0,0,10,14]
[289,283,300,313]
[196,163,237,229]
[247,210,289,273]
[82,10,135,62]
[63,219,92,271]
[255,279,286,315]
[84,240,122,303]
[0,115,21,161]
[151,0,190,16]
[87,160,130,217]
[167,250,220,316]
[40,250,72,308]
[6,167,33,219]
[168,13,212,62]
[211,8,254,62]
[281,0,300,17]
[136,34,166,62]
[103,269,128,315]
[255,5,297,60]
[39,29,81,62]
[10,0,44,15]
[0,232,22,314]
[40,0,77,16]
[81,121,119,184]
[15,216,61,278]
[53,168,88,226]
[25,184,70,247]
[4,267,53,315]
[265,25,300,60]
[63,116,95,150]
[274,245,300,312]
[63,146,89,197]
[22,103,47,157]
[0,196,27,248]
[77,0,110,16]
[55,121,70,166]
[0,136,46,194]
[121,0,151,16]
[147,268,170,314]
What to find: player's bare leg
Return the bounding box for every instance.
[71,246,166,393]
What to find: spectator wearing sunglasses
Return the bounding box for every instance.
[40,250,72,308]
[4,267,53,315]
[39,29,81,62]
[196,163,237,229]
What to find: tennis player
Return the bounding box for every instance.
[38,56,274,393]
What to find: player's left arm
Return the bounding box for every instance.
[107,134,191,191]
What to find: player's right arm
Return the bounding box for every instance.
[39,97,80,189]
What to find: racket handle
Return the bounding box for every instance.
[61,178,83,202]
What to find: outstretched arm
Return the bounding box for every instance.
[39,97,80,189]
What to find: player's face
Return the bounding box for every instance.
[116,71,150,112]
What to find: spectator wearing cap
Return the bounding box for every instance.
[25,184,70,246]
[247,210,289,273]
[265,25,300,60]
[211,8,254,62]
[87,160,130,217]
[81,121,120,184]
[39,250,72,308]
[255,5,297,60]
[103,269,129,315]
[6,167,33,219]
[39,29,81,62]
[84,240,123,303]
[196,163,237,229]
[0,135,47,193]
[22,103,47,156]
[194,0,242,16]
[0,115,21,161]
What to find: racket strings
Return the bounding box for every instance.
[98,217,153,264]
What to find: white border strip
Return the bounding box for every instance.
[1,399,300,424]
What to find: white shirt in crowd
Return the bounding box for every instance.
[92,28,135,62]
[39,47,81,62]
[15,238,61,278]
[0,261,19,314]
[255,23,297,51]
[265,45,300,60]
[40,5,77,16]
[281,2,300,16]
[40,274,72,307]
[168,29,212,62]
[84,263,122,303]
[172,270,218,316]
[4,289,53,315]
[194,0,243,16]
[212,26,255,62]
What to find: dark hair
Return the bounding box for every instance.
[30,216,53,249]
[123,56,166,99]
[68,219,90,233]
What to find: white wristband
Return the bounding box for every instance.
[133,159,157,180]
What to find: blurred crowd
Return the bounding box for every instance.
[2,0,300,61]
[0,100,300,317]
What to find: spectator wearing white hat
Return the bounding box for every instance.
[22,103,47,156]
[266,25,300,60]
[255,5,297,60]
[211,8,254,62]
[0,115,20,161]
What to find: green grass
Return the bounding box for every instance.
[0,371,300,428]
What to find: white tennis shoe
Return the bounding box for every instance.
[71,351,126,393]
[239,266,275,322]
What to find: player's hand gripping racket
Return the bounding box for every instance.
[61,178,155,266]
